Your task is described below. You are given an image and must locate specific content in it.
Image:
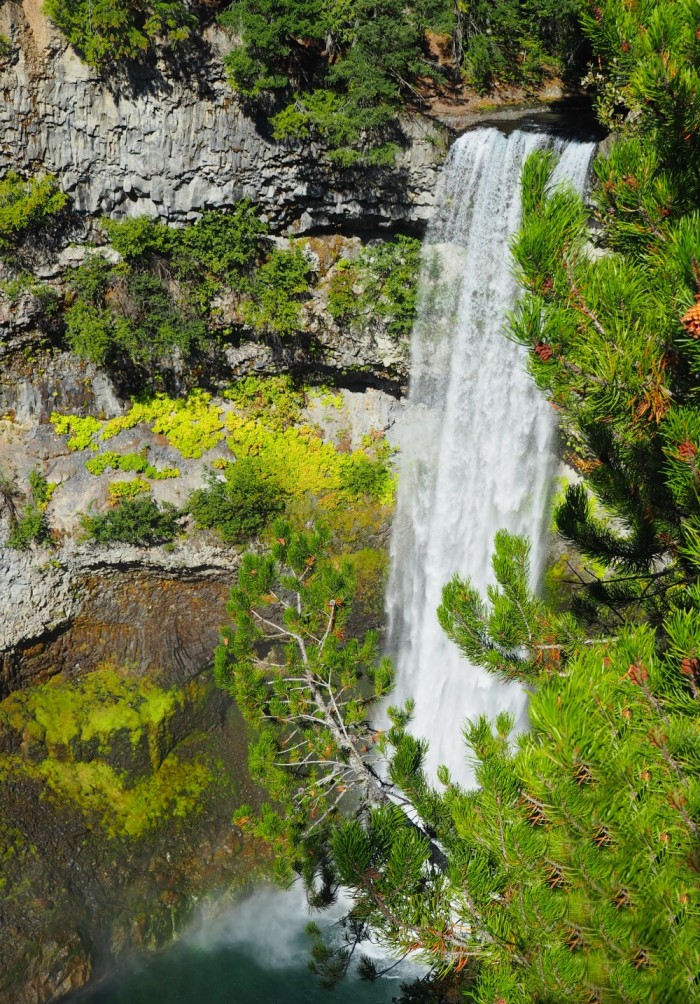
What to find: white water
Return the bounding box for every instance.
[386,128,595,785]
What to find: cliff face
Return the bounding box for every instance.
[0,0,444,231]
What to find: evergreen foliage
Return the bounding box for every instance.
[0,172,67,255]
[240,245,313,339]
[42,0,195,66]
[214,521,402,883]
[459,0,581,94]
[228,531,699,1000]
[5,470,54,550]
[328,236,422,341]
[81,495,182,546]
[187,458,285,543]
[507,0,700,622]
[64,209,419,371]
[219,0,581,161]
[64,206,276,371]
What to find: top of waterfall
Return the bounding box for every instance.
[456,99,605,144]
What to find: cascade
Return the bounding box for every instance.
[386,127,595,784]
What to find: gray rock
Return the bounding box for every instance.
[0,6,445,231]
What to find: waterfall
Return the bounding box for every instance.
[385,127,595,785]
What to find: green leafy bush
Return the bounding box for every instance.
[0,172,67,254]
[187,457,286,543]
[241,246,312,338]
[7,505,51,550]
[81,496,181,546]
[328,236,421,340]
[339,453,393,501]
[6,471,54,550]
[64,256,207,368]
[177,203,269,287]
[64,207,279,370]
[42,0,195,67]
[101,216,177,261]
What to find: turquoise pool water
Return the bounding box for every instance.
[72,886,408,1004]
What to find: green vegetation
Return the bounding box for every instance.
[240,246,313,338]
[212,3,700,1001]
[51,376,395,549]
[84,451,180,479]
[214,522,396,880]
[0,172,67,255]
[5,471,55,551]
[0,665,214,839]
[327,535,698,999]
[64,254,208,370]
[219,0,583,161]
[328,236,422,341]
[81,495,181,546]
[62,209,380,372]
[42,0,195,67]
[56,208,420,374]
[459,0,582,94]
[507,0,700,625]
[51,390,226,458]
[187,458,286,544]
[62,206,269,372]
[106,478,152,502]
[1,664,184,759]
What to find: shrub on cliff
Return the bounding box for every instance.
[43,0,195,67]
[81,496,182,546]
[5,471,55,551]
[64,255,208,369]
[0,172,67,255]
[240,246,313,339]
[103,202,269,292]
[328,236,421,341]
[187,457,286,544]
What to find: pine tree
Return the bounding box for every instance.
[505,0,700,625]
[325,533,700,1002]
[214,519,407,885]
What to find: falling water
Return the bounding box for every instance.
[386,127,595,784]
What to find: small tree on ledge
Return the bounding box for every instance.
[213,519,398,879]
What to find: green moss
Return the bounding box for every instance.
[34,752,211,839]
[101,391,225,458]
[0,667,212,840]
[85,452,180,479]
[52,392,225,460]
[0,666,185,759]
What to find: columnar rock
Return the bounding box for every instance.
[0,0,443,230]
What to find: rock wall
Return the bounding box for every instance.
[0,384,402,696]
[0,0,445,231]
[0,542,237,696]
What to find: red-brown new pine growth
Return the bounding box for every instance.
[681,295,700,336]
